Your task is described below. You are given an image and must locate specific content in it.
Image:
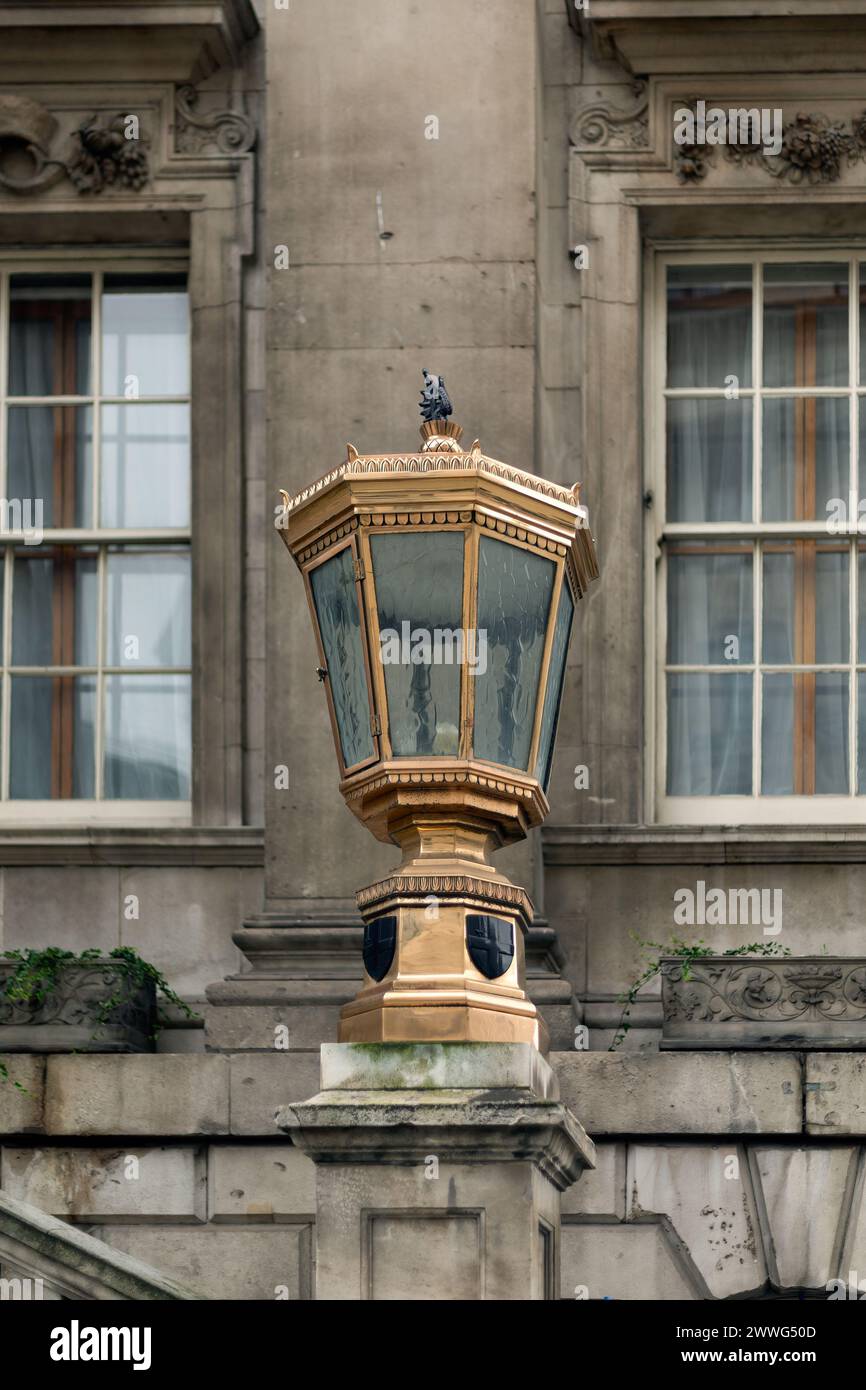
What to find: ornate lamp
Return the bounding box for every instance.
[277,374,598,1051]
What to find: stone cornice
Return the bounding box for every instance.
[544,825,866,866]
[279,1094,595,1190]
[0,827,263,866]
[574,4,866,76]
[0,1,259,83]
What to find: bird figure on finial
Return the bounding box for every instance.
[419,368,453,422]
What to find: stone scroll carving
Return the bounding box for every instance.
[570,81,649,151]
[174,84,256,155]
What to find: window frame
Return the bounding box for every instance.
[647,243,866,825]
[0,250,192,825]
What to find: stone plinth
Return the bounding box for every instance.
[277,1041,595,1300]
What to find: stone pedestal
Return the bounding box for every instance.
[204,915,577,1052]
[277,1041,595,1300]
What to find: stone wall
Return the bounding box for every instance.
[5,1049,865,1299]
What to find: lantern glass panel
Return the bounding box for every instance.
[309,546,375,769]
[534,581,574,790]
[370,530,464,756]
[473,537,555,770]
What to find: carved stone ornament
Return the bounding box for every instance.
[570,81,649,151]
[0,94,65,193]
[67,114,150,195]
[0,96,150,196]
[661,956,866,1049]
[675,106,866,185]
[174,84,255,155]
[0,959,156,1053]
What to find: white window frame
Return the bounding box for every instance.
[647,241,866,826]
[0,250,191,826]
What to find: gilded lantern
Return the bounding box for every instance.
[277,388,598,1050]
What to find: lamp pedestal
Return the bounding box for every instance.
[278,1041,595,1301]
[342,810,546,1049]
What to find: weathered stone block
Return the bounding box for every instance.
[209,1144,314,1220]
[1,1146,205,1222]
[228,1051,320,1136]
[554,1052,802,1134]
[806,1053,866,1134]
[206,1001,342,1052]
[319,1041,558,1097]
[561,1221,699,1300]
[561,1141,626,1217]
[94,1224,312,1300]
[45,1057,229,1137]
[629,1143,766,1298]
[0,1057,44,1136]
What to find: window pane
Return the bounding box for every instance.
[859,672,866,792]
[762,673,793,794]
[369,531,464,758]
[667,544,753,664]
[106,548,191,667]
[816,547,849,664]
[309,547,375,769]
[8,274,91,396]
[10,675,95,798]
[102,275,189,397]
[859,546,866,663]
[666,398,752,522]
[7,406,93,528]
[101,403,190,528]
[762,396,848,522]
[762,672,849,794]
[534,582,574,790]
[103,674,191,799]
[473,538,555,771]
[762,543,848,665]
[816,673,849,793]
[666,265,752,389]
[763,263,848,388]
[12,549,97,666]
[667,673,752,795]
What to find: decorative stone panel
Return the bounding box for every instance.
[661,957,866,1050]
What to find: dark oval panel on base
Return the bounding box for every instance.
[363,914,397,982]
[466,914,514,980]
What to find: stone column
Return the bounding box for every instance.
[278,1042,594,1301]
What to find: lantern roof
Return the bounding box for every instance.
[277,431,599,600]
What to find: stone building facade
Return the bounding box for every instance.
[2,0,866,1300]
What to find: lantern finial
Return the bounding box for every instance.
[419,367,452,421]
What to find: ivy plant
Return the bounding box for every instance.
[609,934,791,1052]
[0,947,199,1086]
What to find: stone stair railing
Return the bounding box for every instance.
[0,1190,201,1300]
